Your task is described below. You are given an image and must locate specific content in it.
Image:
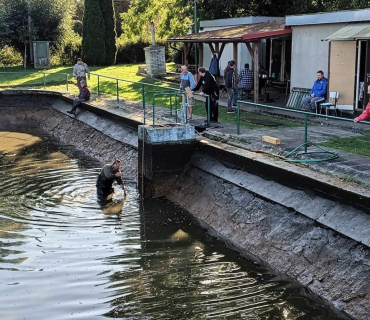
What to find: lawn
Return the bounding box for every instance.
[320,135,370,157]
[0,63,301,129]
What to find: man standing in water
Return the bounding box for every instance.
[96,159,127,199]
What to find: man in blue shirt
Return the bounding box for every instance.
[302,70,328,110]
[180,65,196,120]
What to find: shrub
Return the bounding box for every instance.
[116,39,150,64]
[51,34,82,66]
[0,46,23,67]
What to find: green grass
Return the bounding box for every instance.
[0,62,301,129]
[320,135,370,157]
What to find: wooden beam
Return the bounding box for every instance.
[262,135,281,145]
[219,43,226,60]
[245,42,254,62]
[208,43,215,55]
[253,42,259,103]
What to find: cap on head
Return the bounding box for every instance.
[77,58,82,61]
[80,80,86,85]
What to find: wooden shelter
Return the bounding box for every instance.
[167,20,292,102]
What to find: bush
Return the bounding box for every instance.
[0,46,23,67]
[116,39,150,64]
[51,35,82,66]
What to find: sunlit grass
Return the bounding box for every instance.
[321,135,370,157]
[0,62,301,129]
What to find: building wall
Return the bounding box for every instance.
[290,23,346,89]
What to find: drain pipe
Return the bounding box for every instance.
[169,43,184,66]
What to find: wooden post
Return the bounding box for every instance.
[184,43,188,66]
[199,43,203,68]
[233,42,238,72]
[215,43,220,55]
[253,42,259,103]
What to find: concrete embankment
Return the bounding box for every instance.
[1,91,370,319]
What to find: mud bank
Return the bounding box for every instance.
[1,91,370,319]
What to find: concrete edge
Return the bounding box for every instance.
[191,151,370,248]
[197,138,370,212]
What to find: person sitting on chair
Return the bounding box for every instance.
[302,70,327,111]
[67,80,90,115]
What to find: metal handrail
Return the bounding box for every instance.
[236,100,370,162]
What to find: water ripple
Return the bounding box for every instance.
[0,131,350,320]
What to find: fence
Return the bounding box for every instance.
[0,71,69,91]
[90,73,211,127]
[237,101,370,162]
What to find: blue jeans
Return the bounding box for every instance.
[227,88,238,110]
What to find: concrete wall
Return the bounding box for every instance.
[290,23,346,89]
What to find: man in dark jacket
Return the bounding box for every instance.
[96,159,126,199]
[193,67,219,123]
[224,60,237,113]
[67,80,90,115]
[302,70,328,110]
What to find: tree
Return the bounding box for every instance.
[82,0,106,65]
[121,0,192,42]
[100,0,117,65]
[0,0,76,62]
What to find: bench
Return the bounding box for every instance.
[286,87,311,110]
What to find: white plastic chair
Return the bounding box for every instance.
[320,92,339,117]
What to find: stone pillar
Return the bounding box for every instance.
[144,46,166,77]
[138,124,197,198]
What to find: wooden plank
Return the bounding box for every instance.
[262,135,281,145]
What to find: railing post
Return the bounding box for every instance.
[170,96,173,117]
[237,101,240,135]
[142,84,146,125]
[43,73,46,89]
[116,79,119,102]
[207,95,210,127]
[152,96,155,127]
[304,114,308,153]
[66,74,69,92]
[97,75,100,96]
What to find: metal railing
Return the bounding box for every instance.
[237,100,370,162]
[0,71,70,91]
[90,72,211,127]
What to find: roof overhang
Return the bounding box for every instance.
[167,20,291,43]
[242,28,292,41]
[323,22,370,41]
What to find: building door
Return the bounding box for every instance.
[329,41,356,111]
